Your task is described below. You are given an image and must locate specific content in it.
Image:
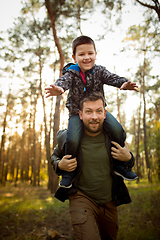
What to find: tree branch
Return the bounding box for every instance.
[136,0,160,21]
[136,0,155,10]
[45,0,64,76]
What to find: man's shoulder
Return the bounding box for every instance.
[57,129,68,145]
[57,129,68,141]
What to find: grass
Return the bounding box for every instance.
[0,182,74,240]
[118,181,160,240]
[0,181,160,239]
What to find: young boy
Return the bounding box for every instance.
[45,35,139,188]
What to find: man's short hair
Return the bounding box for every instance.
[79,92,106,110]
[72,36,96,56]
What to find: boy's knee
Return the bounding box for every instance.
[67,136,80,148]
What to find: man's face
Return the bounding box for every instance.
[79,99,106,136]
[72,44,97,73]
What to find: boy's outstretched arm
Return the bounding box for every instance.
[45,84,64,98]
[120,81,139,92]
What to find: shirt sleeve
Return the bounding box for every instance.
[54,72,72,92]
[100,66,129,88]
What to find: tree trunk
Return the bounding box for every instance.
[39,58,53,191]
[45,0,65,192]
[4,150,9,185]
[45,0,64,76]
[142,54,151,182]
[155,111,160,181]
[0,91,10,184]
[37,124,42,186]
[33,96,37,186]
[14,130,19,186]
[135,105,141,182]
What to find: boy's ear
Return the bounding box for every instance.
[95,52,97,60]
[72,55,77,63]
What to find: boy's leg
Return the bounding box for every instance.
[59,115,83,188]
[65,114,83,157]
[104,111,138,181]
[103,111,126,147]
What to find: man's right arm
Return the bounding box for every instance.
[51,130,77,174]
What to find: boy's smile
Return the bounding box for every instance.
[72,44,97,73]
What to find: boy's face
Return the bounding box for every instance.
[72,44,97,73]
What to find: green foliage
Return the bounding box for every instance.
[21,0,43,15]
[103,0,124,11]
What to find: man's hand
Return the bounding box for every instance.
[58,155,77,172]
[45,84,64,98]
[120,81,139,92]
[111,141,132,162]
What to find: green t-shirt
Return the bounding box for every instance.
[78,132,113,204]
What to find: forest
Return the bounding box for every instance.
[1,0,159,190]
[0,0,160,239]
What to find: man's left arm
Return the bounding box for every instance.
[111,141,134,167]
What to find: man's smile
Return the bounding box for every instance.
[89,121,99,126]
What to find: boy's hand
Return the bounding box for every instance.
[45,84,64,97]
[111,141,132,162]
[58,155,77,172]
[120,81,139,92]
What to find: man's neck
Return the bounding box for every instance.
[84,129,102,137]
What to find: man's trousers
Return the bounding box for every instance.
[69,190,118,240]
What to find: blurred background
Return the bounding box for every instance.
[0,0,160,190]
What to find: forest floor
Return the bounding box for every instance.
[0,181,160,240]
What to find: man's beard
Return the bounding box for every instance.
[84,121,103,134]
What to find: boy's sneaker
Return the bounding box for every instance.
[59,177,72,188]
[114,166,138,181]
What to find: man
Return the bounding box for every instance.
[51,92,134,240]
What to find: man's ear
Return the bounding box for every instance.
[72,55,77,63]
[104,109,107,119]
[79,110,82,120]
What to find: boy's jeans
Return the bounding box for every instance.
[65,114,83,159]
